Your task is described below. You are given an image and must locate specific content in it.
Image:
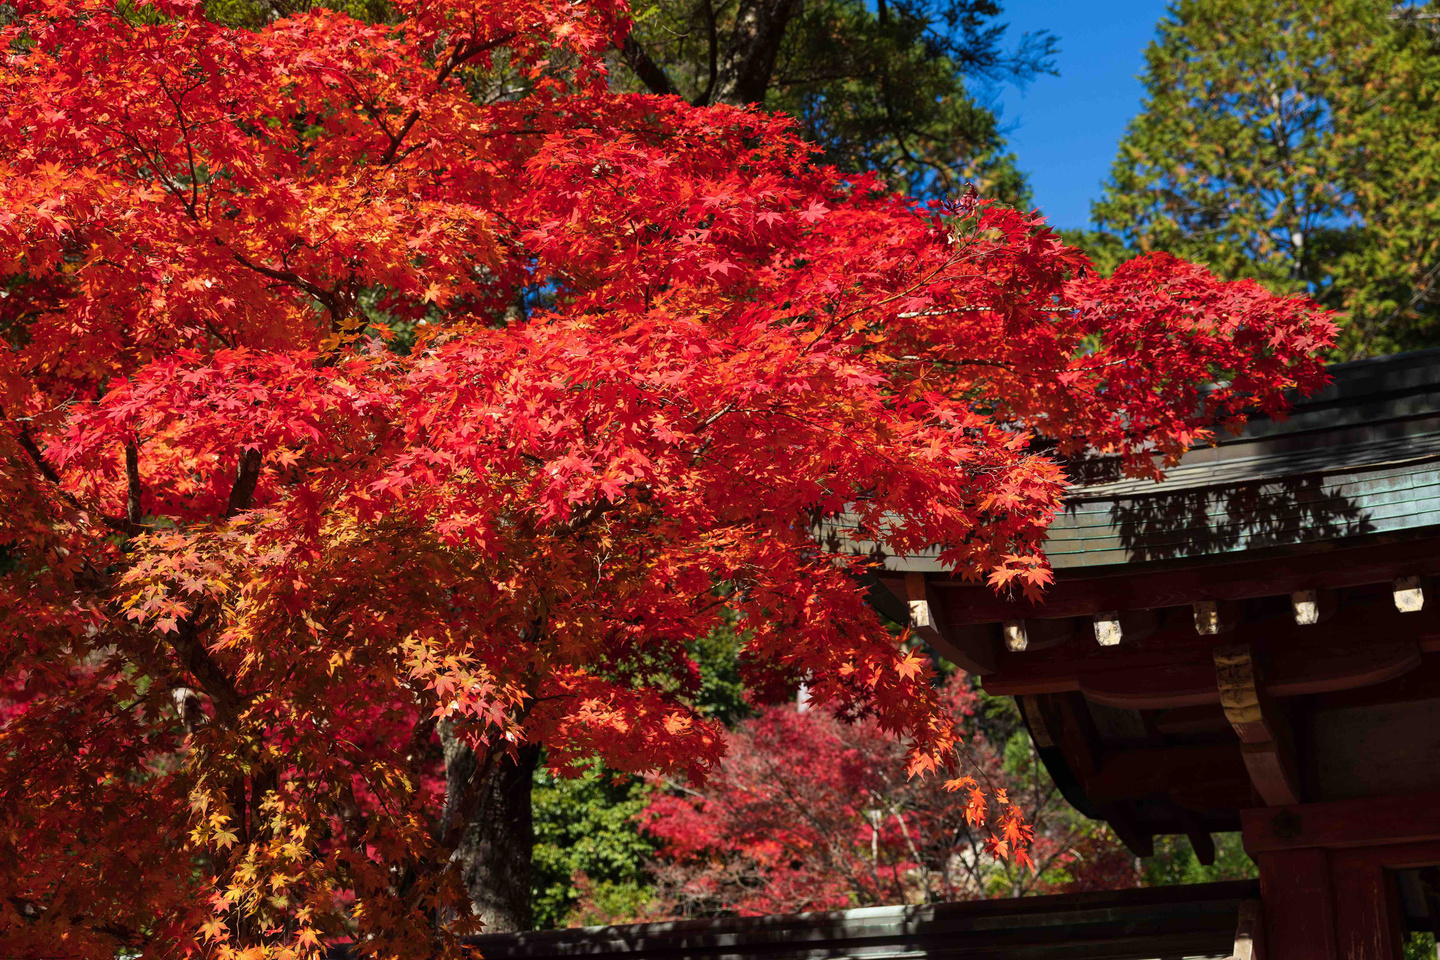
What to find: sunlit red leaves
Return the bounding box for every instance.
[0,0,1334,954]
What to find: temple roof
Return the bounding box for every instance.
[888,347,1440,574]
[870,351,1440,852]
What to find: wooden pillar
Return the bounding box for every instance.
[1255,847,1337,960]
[1245,794,1440,960]
[1331,849,1402,960]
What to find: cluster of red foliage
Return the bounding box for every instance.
[0,0,1331,954]
[638,675,1138,918]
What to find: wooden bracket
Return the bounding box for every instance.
[1091,608,1158,647]
[1194,599,1242,636]
[903,573,995,674]
[1394,575,1427,613]
[1290,588,1337,626]
[1019,695,1054,748]
[1173,806,1216,867]
[1054,693,1154,856]
[1003,618,1075,653]
[1214,644,1300,806]
[1230,899,1263,960]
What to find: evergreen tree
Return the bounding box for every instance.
[1089,0,1440,358]
[614,0,1055,200]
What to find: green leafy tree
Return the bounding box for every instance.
[1089,0,1440,357]
[529,620,753,927]
[532,762,660,929]
[1142,834,1257,886]
[615,0,1054,200]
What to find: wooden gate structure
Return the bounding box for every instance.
[862,347,1440,958]
[468,882,1258,960]
[381,350,1440,960]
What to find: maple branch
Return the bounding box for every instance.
[225,447,263,518]
[560,495,620,536]
[156,75,206,219]
[168,617,245,727]
[376,33,518,166]
[335,780,367,848]
[5,896,150,950]
[4,409,135,533]
[405,709,440,774]
[11,415,62,486]
[117,101,200,222]
[229,251,338,310]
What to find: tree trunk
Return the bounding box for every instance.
[722,0,802,105]
[440,724,542,933]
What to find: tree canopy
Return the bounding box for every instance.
[614,0,1053,200]
[0,0,1333,955]
[1088,0,1440,358]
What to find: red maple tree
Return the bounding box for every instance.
[638,674,1139,918]
[0,0,1332,955]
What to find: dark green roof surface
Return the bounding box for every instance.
[881,349,1440,574]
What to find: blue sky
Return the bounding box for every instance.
[988,0,1172,231]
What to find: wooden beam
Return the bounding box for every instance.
[1019,695,1054,747]
[901,573,995,674]
[1077,664,1219,710]
[923,536,1440,624]
[1002,617,1074,653]
[1175,807,1217,867]
[1051,693,1154,856]
[1270,640,1421,697]
[1242,792,1440,854]
[1214,645,1299,806]
[1083,744,1251,804]
[983,594,1431,704]
[1257,848,1337,960]
[1232,899,1261,960]
[1331,848,1403,960]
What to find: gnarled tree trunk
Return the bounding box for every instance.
[440,724,542,933]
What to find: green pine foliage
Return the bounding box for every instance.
[203,0,394,26]
[1089,0,1440,358]
[615,0,1053,202]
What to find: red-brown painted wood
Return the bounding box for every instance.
[1257,848,1338,960]
[1332,850,1403,960]
[1243,793,1440,854]
[926,537,1440,623]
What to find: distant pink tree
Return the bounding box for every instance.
[637,674,1139,917]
